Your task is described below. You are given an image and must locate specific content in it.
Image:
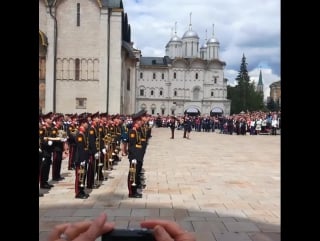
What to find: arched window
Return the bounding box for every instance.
[159,90,163,96]
[140,72,143,79]
[75,58,80,80]
[151,90,154,96]
[174,72,176,79]
[174,90,177,96]
[153,73,156,79]
[161,73,164,79]
[195,73,198,79]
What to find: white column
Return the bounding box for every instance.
[108,9,122,114]
[99,8,109,112]
[44,7,55,113]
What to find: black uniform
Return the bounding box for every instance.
[74,131,89,199]
[39,126,54,189]
[127,128,144,198]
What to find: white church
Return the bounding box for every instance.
[39,0,230,116]
[136,18,231,116]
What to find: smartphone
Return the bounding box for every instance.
[101,228,155,241]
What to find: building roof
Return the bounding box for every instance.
[100,0,123,8]
[122,41,136,59]
[269,80,281,88]
[140,57,172,67]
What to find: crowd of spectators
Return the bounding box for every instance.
[153,111,281,135]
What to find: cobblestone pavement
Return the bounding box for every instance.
[39,128,280,241]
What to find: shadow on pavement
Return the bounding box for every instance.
[39,194,280,241]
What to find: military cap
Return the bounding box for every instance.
[42,112,53,120]
[91,111,100,119]
[99,112,108,118]
[53,114,63,123]
[78,118,87,125]
[78,112,89,119]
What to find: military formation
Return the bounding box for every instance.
[39,110,152,199]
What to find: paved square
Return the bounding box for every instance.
[39,128,280,241]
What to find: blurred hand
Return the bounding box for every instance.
[47,213,114,241]
[141,220,196,241]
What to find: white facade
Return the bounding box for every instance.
[39,0,138,114]
[136,22,231,116]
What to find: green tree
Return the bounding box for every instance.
[228,54,264,114]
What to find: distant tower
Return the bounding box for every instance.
[257,69,264,97]
[206,24,220,60]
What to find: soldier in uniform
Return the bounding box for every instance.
[67,116,78,170]
[86,116,98,189]
[169,116,176,139]
[51,116,66,181]
[74,121,90,199]
[39,114,55,189]
[120,117,129,156]
[127,110,147,198]
[95,115,105,182]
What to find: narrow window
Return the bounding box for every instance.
[195,73,198,79]
[151,109,155,115]
[140,72,143,79]
[153,73,156,79]
[77,3,80,27]
[75,58,80,80]
[140,89,144,96]
[161,109,165,115]
[174,72,176,79]
[174,90,177,96]
[151,90,154,96]
[161,73,164,79]
[159,90,163,96]
[214,77,217,84]
[211,91,214,97]
[171,110,175,115]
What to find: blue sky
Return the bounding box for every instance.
[122,0,280,99]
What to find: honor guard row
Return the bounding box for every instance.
[39,111,152,199]
[39,112,132,199]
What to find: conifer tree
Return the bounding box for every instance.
[227,54,264,114]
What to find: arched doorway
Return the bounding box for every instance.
[210,107,223,117]
[184,107,200,116]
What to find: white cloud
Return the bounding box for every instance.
[123,0,281,99]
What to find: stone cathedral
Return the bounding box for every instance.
[136,19,231,116]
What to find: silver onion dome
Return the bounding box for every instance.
[200,42,207,49]
[169,35,182,42]
[182,30,199,39]
[207,36,219,44]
